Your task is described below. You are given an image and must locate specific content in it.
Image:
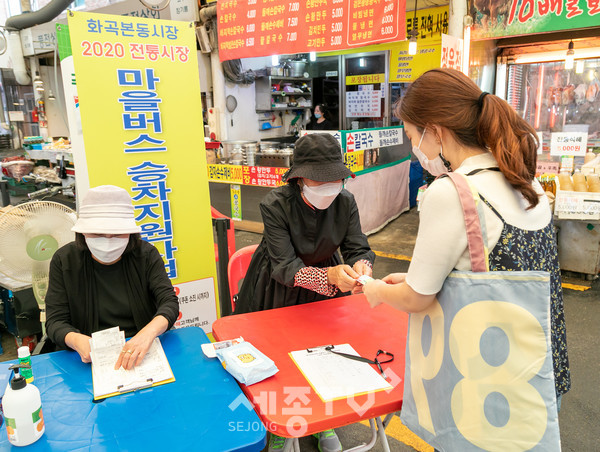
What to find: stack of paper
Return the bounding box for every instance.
[90,327,175,400]
[290,344,392,402]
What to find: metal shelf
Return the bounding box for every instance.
[271,91,312,95]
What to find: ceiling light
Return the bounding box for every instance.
[309,51,316,62]
[47,90,56,101]
[408,34,417,56]
[565,40,574,70]
[271,55,279,66]
[33,71,44,92]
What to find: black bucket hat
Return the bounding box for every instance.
[282,133,354,182]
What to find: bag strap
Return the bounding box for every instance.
[445,172,489,273]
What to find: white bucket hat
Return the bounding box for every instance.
[71,185,142,234]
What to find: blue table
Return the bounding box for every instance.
[0,327,266,451]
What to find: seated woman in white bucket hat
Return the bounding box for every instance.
[46,185,179,370]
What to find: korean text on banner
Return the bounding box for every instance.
[471,0,600,39]
[217,0,406,62]
[389,6,448,83]
[68,11,218,331]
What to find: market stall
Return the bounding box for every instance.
[208,126,411,234]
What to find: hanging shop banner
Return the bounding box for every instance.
[389,6,448,83]
[550,132,588,157]
[208,164,289,186]
[344,126,403,152]
[217,0,406,62]
[68,11,219,330]
[440,34,463,71]
[472,0,600,39]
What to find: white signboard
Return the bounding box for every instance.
[550,132,588,156]
[346,90,381,118]
[173,278,217,332]
[8,111,25,122]
[441,33,463,71]
[21,23,57,56]
[345,127,404,152]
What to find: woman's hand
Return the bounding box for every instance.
[115,329,155,370]
[327,264,360,293]
[114,315,169,370]
[382,273,407,285]
[363,279,387,308]
[65,332,92,363]
[352,260,372,277]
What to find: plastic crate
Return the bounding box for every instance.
[6,177,37,196]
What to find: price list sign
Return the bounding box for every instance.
[217,0,405,62]
[550,132,588,157]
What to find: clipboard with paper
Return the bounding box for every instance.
[289,344,392,402]
[89,327,175,400]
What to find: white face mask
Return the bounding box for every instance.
[302,181,343,210]
[412,129,450,176]
[85,236,129,264]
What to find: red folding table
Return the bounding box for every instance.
[212,294,409,452]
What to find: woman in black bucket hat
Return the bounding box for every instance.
[235,133,375,452]
[235,132,374,314]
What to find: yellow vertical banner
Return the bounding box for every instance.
[68,11,219,330]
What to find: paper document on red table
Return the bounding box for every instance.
[289,344,392,402]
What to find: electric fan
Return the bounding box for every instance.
[0,201,77,337]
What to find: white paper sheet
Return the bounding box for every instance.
[90,327,174,399]
[289,344,393,402]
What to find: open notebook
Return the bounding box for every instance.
[89,327,175,400]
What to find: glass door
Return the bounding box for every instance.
[342,51,389,130]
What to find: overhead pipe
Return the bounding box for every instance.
[198,5,217,24]
[8,32,30,85]
[4,0,72,31]
[5,0,72,85]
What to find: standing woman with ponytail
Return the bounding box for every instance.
[363,68,570,404]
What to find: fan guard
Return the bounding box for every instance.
[0,201,77,283]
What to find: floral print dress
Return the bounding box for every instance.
[480,194,571,397]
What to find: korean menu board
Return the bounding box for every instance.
[218,0,406,62]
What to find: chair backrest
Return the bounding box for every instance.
[211,206,236,261]
[227,244,259,312]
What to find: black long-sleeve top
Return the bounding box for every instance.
[46,240,179,349]
[235,182,374,313]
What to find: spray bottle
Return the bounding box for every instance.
[3,363,45,446]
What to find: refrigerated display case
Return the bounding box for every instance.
[505,57,600,152]
[503,56,600,276]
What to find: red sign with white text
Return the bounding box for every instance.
[217,0,405,62]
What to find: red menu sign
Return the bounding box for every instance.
[218,0,405,62]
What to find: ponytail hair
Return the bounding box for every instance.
[397,68,540,209]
